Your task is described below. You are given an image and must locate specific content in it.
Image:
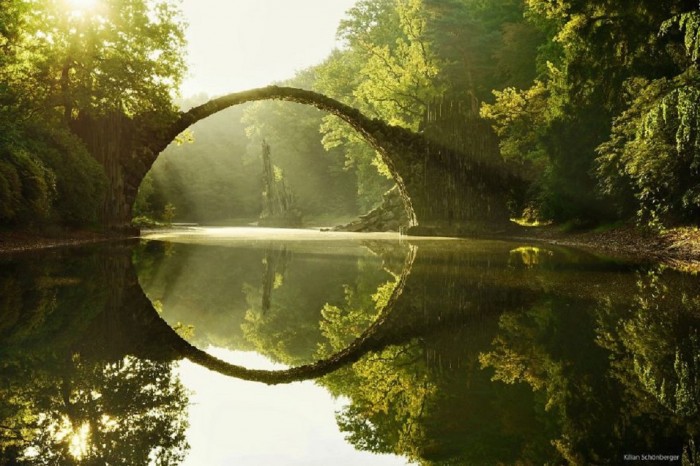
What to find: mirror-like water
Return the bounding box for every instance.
[1,227,698,465]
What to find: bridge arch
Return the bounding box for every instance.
[133,245,419,384]
[76,85,513,234]
[146,85,419,227]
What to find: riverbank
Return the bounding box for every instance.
[511,224,700,272]
[1,225,699,271]
[0,229,134,254]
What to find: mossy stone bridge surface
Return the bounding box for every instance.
[78,86,517,235]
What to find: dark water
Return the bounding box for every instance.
[1,227,699,465]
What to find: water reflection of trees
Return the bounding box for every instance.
[239,244,400,366]
[0,355,188,465]
[480,266,700,464]
[233,241,557,464]
[0,249,190,464]
[598,268,700,419]
[312,267,553,464]
[233,242,700,465]
[135,240,393,359]
[316,270,433,460]
[133,238,700,464]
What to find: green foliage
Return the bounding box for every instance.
[0,146,53,224]
[161,202,176,225]
[27,124,106,225]
[597,72,700,226]
[21,0,186,117]
[242,80,360,218]
[662,9,700,65]
[478,0,700,225]
[595,6,700,227]
[317,108,392,212]
[0,116,106,226]
[310,0,454,212]
[338,0,444,129]
[424,0,542,101]
[132,171,157,219]
[136,100,261,223]
[480,81,550,178]
[0,0,186,229]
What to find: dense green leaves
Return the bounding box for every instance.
[0,116,106,226]
[663,9,700,64]
[597,71,700,225]
[22,0,186,118]
[312,0,446,209]
[594,5,700,227]
[3,0,700,230]
[0,0,186,228]
[479,0,700,226]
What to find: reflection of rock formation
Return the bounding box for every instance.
[260,246,290,314]
[165,245,418,383]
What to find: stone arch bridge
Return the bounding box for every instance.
[75,86,517,235]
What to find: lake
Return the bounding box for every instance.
[1,227,698,465]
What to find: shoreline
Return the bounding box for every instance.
[507,224,700,272]
[1,225,699,271]
[0,229,137,255]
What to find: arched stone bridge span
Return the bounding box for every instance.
[81,86,516,235]
[150,86,421,228]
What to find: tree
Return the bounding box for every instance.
[0,0,188,228]
[312,0,446,212]
[481,0,698,225]
[0,0,107,227]
[423,0,542,102]
[596,9,700,226]
[20,0,186,119]
[337,0,444,130]
[241,72,359,219]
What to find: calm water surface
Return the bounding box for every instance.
[1,227,698,465]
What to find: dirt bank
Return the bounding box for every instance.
[0,229,134,255]
[510,224,700,272]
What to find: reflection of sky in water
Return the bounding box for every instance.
[177,348,409,465]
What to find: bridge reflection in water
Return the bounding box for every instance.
[1,230,699,464]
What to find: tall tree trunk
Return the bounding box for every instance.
[72,112,136,231]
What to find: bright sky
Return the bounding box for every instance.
[179,0,357,97]
[178,348,408,465]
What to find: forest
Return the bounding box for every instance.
[1,0,699,232]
